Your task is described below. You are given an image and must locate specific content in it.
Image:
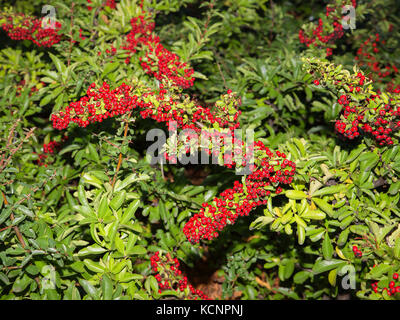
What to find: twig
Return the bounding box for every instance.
[0,127,36,174]
[212,49,228,90]
[2,265,21,271]
[255,276,276,293]
[67,2,75,68]
[269,0,275,44]
[1,191,26,248]
[88,1,109,43]
[186,0,216,61]
[0,225,12,232]
[111,113,133,188]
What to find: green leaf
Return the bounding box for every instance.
[73,205,95,217]
[312,198,334,217]
[278,263,286,281]
[192,71,208,80]
[301,209,326,220]
[190,51,213,61]
[349,225,369,236]
[294,215,307,228]
[49,52,66,76]
[285,190,308,200]
[297,225,305,245]
[159,290,181,297]
[158,200,168,224]
[81,173,103,189]
[127,245,146,256]
[88,144,100,163]
[102,274,113,300]
[121,200,140,224]
[312,185,346,197]
[368,264,391,278]
[293,271,311,284]
[77,244,107,256]
[78,185,89,206]
[388,181,400,196]
[12,274,33,293]
[359,152,379,172]
[125,232,138,254]
[59,144,81,155]
[312,259,346,274]
[79,279,99,299]
[102,62,119,78]
[0,272,10,285]
[338,228,350,247]
[284,260,295,280]
[345,144,366,164]
[0,207,12,225]
[83,259,105,273]
[145,275,159,295]
[110,191,126,211]
[40,94,53,107]
[114,173,150,192]
[98,194,110,219]
[322,232,333,260]
[328,269,337,286]
[107,221,119,246]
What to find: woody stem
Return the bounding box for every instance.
[111,113,132,188]
[1,191,26,248]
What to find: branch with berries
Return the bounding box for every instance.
[0,9,62,47]
[299,0,357,57]
[122,14,195,89]
[355,33,400,94]
[150,252,209,300]
[303,57,400,146]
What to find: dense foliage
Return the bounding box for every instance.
[1,0,400,300]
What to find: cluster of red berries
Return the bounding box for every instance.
[386,82,400,95]
[307,59,400,146]
[352,245,362,258]
[51,81,138,129]
[371,273,400,296]
[332,81,399,146]
[43,140,61,154]
[358,102,398,146]
[356,34,392,77]
[79,28,86,41]
[0,12,62,47]
[104,0,117,9]
[122,15,195,89]
[105,46,117,56]
[299,0,357,57]
[150,252,209,300]
[183,143,296,244]
[35,138,66,167]
[298,19,343,57]
[355,33,400,94]
[51,80,241,132]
